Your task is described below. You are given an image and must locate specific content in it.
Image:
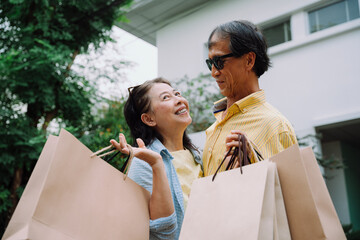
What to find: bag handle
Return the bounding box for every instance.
[226,134,248,172]
[212,134,246,181]
[247,138,263,162]
[91,144,134,180]
[212,134,263,181]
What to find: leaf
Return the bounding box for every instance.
[34,39,54,50]
[116,15,130,23]
[9,0,24,4]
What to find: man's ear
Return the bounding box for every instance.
[141,113,156,127]
[245,52,256,70]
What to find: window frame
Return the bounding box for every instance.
[261,18,292,48]
[307,0,360,34]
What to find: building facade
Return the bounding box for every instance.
[119,0,360,230]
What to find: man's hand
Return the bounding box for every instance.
[224,130,252,169]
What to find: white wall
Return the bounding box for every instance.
[262,20,360,132]
[157,0,360,138]
[157,0,322,79]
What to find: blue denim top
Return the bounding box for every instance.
[128,138,202,240]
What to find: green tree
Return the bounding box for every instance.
[80,97,132,169]
[0,0,132,234]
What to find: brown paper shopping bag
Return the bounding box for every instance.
[179,160,291,240]
[269,144,346,240]
[2,129,150,240]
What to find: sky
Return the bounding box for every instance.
[112,26,158,86]
[74,26,158,99]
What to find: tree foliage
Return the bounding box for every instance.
[80,97,132,169]
[0,0,132,234]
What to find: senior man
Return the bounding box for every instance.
[203,20,297,176]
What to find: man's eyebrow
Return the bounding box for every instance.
[208,40,216,49]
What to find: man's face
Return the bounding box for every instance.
[208,33,249,100]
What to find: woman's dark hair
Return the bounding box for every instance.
[208,20,270,77]
[124,77,198,152]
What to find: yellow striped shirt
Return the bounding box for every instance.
[203,90,297,176]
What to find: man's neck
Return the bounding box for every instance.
[226,90,259,109]
[222,89,260,120]
[226,78,260,109]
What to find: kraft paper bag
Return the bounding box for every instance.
[269,144,346,240]
[2,129,150,240]
[179,160,291,240]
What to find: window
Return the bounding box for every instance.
[309,0,360,33]
[262,20,292,48]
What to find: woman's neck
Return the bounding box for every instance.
[161,132,185,152]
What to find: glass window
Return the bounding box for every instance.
[262,20,292,48]
[309,0,360,33]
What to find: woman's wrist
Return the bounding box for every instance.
[151,159,165,171]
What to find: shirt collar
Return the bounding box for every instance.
[147,138,172,159]
[148,138,202,166]
[190,149,202,166]
[212,90,266,114]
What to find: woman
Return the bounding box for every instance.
[110,77,202,240]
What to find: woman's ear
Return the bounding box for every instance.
[141,113,156,127]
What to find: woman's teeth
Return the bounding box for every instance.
[176,109,186,114]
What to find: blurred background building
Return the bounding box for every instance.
[117,0,360,230]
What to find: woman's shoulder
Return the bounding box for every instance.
[147,139,173,160]
[188,148,202,165]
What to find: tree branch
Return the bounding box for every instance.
[41,109,58,132]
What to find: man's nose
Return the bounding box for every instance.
[211,65,220,77]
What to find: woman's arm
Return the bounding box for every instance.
[127,157,177,239]
[110,133,174,220]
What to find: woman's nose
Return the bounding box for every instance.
[175,95,186,105]
[175,96,182,104]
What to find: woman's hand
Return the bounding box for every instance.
[111,133,174,220]
[110,133,162,168]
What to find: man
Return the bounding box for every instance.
[202,20,297,176]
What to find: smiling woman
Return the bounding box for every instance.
[110,77,202,240]
[142,82,192,143]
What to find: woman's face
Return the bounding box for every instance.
[141,83,192,133]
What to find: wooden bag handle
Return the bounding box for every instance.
[91,144,134,180]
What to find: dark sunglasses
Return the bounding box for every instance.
[205,53,234,71]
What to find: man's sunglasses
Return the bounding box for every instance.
[205,53,234,71]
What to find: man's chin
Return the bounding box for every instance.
[219,89,229,97]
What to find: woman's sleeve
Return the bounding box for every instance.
[128,157,153,193]
[128,157,177,239]
[149,212,177,239]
